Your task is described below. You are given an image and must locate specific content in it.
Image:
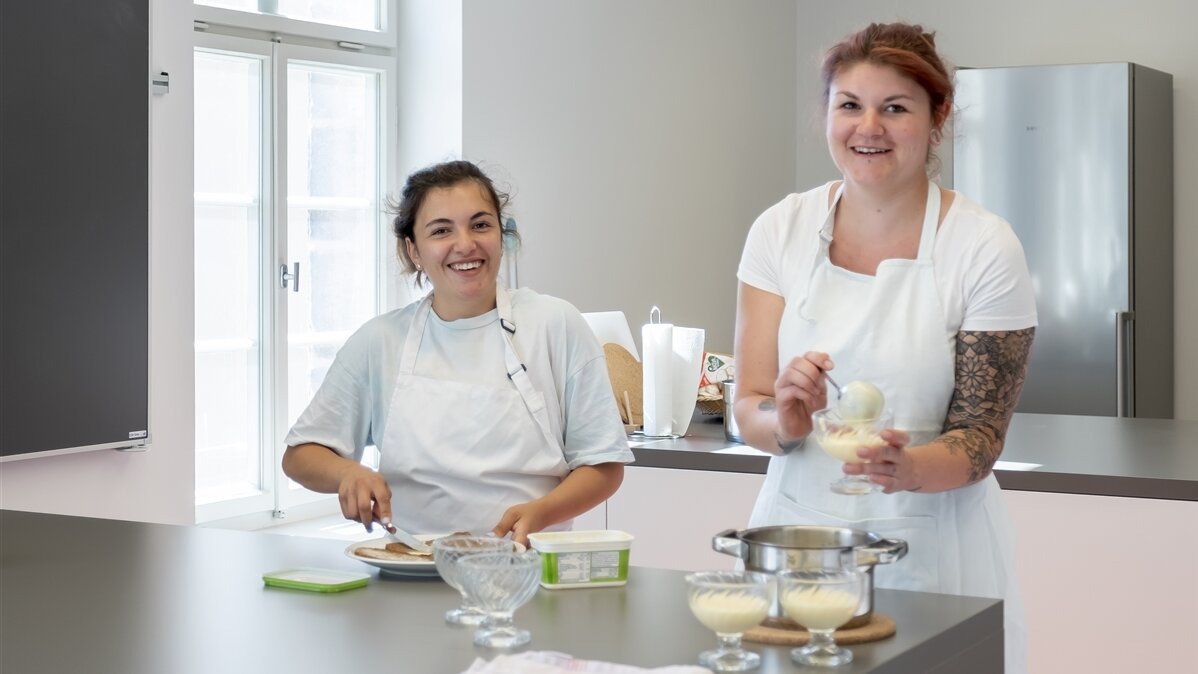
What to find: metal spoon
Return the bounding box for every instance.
[824,371,847,400]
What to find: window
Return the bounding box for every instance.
[194,16,396,524]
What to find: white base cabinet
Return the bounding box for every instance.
[605,466,764,571]
[1002,490,1198,674]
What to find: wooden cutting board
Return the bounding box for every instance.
[603,343,642,428]
[743,612,896,645]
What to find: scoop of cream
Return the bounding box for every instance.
[837,380,884,421]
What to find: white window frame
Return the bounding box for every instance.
[194,2,396,50]
[193,28,397,527]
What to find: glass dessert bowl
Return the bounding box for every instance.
[811,407,893,495]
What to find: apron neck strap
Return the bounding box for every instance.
[915,181,941,261]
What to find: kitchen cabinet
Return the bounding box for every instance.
[1003,490,1198,674]
[607,465,765,571]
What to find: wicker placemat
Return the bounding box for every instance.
[603,343,642,427]
[743,613,896,645]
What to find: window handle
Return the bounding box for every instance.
[280,262,300,292]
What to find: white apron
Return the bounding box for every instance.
[377,288,570,534]
[748,182,1026,673]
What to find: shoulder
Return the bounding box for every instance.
[938,192,1026,262]
[339,300,419,358]
[509,288,591,336]
[754,182,835,227]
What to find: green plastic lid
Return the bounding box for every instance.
[262,568,370,593]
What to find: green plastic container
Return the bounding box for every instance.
[262,568,370,593]
[527,530,633,589]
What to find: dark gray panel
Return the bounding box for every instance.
[0,0,149,457]
[1129,64,1174,419]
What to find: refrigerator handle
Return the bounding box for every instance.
[1115,311,1134,417]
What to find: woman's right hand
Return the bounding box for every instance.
[774,351,833,441]
[336,464,393,532]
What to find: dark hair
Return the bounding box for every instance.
[821,22,954,168]
[389,160,519,286]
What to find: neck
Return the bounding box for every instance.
[838,176,929,232]
[429,291,498,321]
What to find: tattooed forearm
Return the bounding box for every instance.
[942,327,1035,484]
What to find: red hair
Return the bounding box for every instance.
[821,23,953,128]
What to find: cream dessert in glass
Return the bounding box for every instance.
[777,568,866,667]
[685,571,774,672]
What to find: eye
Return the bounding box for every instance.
[430,226,450,237]
[838,101,860,110]
[885,104,908,114]
[471,220,493,231]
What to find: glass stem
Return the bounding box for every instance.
[717,633,744,653]
[488,611,514,630]
[809,629,837,652]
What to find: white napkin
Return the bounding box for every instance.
[462,652,712,674]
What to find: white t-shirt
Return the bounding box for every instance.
[738,182,1038,333]
[284,287,634,470]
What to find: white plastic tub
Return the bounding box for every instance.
[527,530,634,589]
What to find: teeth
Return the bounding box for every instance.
[450,261,482,271]
[854,147,888,154]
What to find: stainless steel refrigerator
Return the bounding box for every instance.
[953,63,1173,418]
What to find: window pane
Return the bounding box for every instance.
[285,63,380,429]
[276,0,379,31]
[194,51,263,505]
[195,0,380,32]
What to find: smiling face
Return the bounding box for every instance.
[405,180,503,320]
[826,62,941,193]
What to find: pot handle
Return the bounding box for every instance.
[856,538,908,566]
[711,529,747,559]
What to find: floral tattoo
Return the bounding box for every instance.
[942,328,1035,484]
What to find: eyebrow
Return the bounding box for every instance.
[422,211,494,229]
[834,91,917,103]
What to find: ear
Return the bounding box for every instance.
[405,237,421,271]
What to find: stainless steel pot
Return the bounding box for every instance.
[713,525,907,627]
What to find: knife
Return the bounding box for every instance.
[376,518,433,554]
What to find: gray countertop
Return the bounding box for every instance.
[0,510,1001,674]
[632,412,1198,501]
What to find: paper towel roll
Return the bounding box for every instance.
[642,322,674,437]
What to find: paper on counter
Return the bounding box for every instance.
[582,311,640,361]
[669,327,705,436]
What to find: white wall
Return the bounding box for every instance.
[793,0,1198,420]
[461,0,799,355]
[0,0,196,524]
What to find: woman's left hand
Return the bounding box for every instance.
[492,500,550,547]
[842,428,918,493]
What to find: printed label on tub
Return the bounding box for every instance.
[555,551,621,582]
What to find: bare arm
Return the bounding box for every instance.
[282,443,392,530]
[848,328,1035,493]
[492,462,624,546]
[732,282,831,455]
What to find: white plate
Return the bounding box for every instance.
[345,535,443,578]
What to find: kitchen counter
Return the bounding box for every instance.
[0,509,1002,674]
[632,412,1198,501]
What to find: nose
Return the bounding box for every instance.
[449,227,477,252]
[858,109,884,137]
